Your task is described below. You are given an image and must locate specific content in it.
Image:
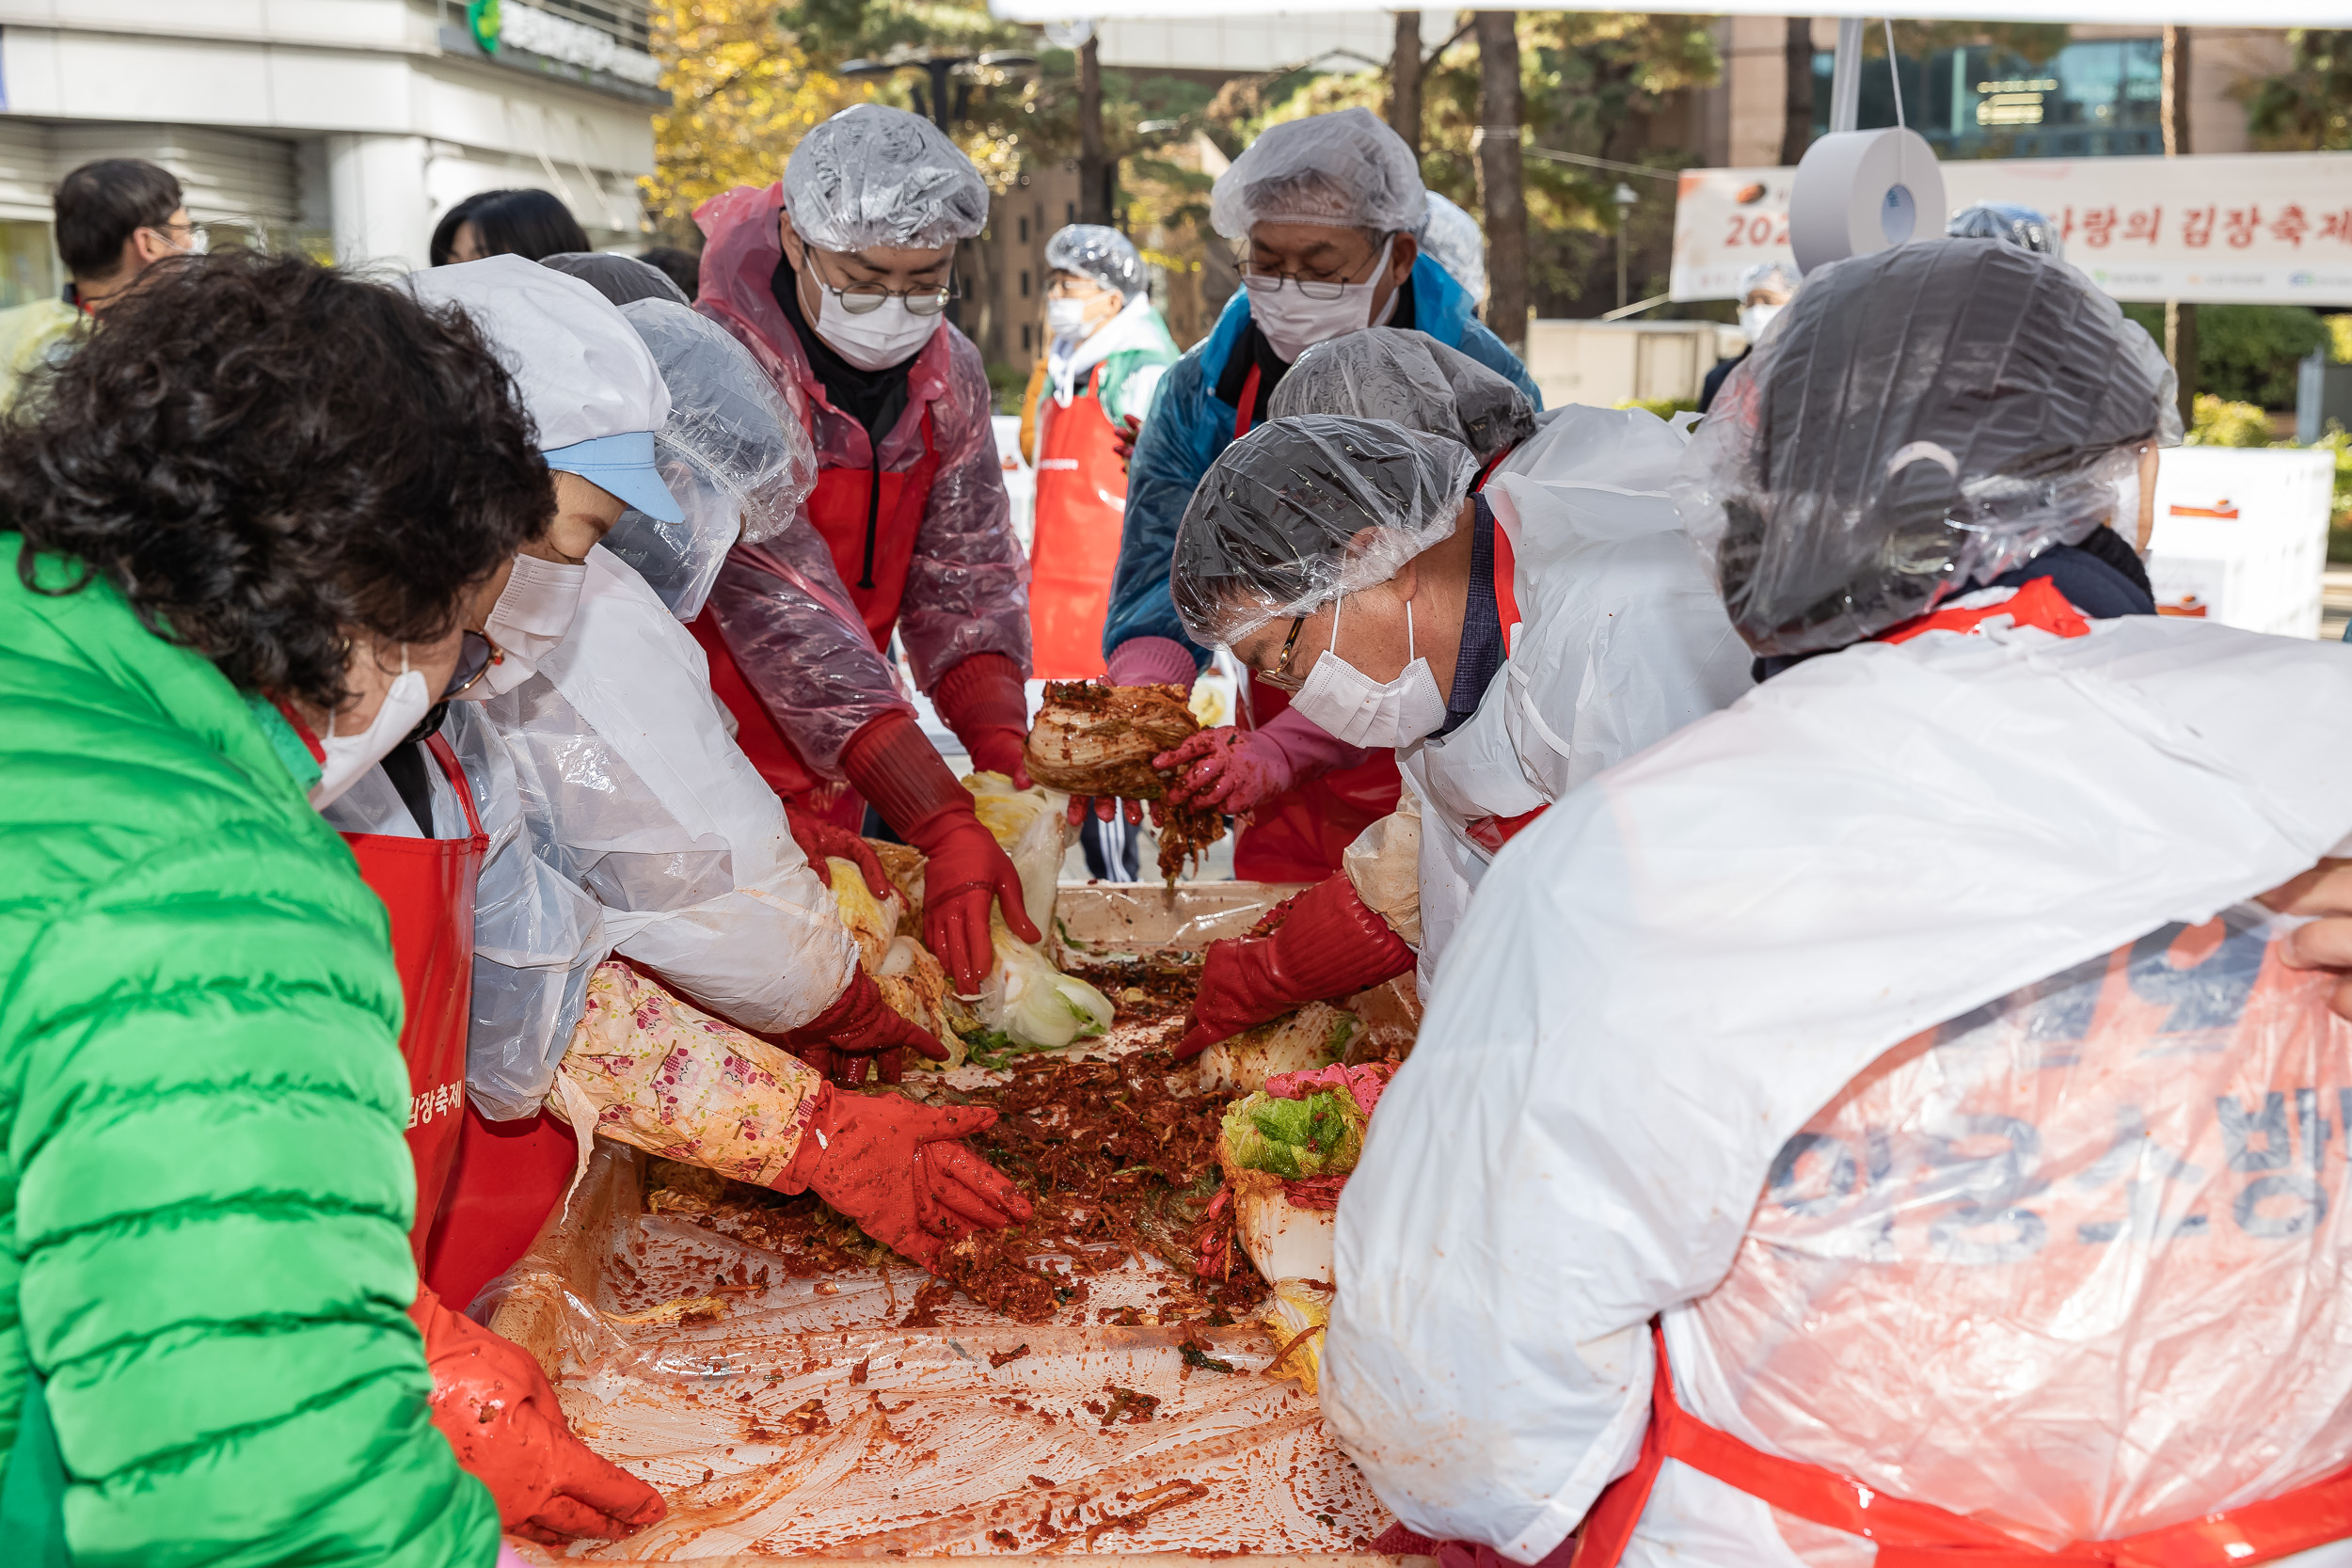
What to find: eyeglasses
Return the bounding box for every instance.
[145,219,208,257]
[1258,616,1311,691]
[1236,240,1388,301]
[441,631,500,699]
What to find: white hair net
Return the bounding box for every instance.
[1210,108,1428,240]
[1044,223,1145,299]
[602,298,818,622]
[1273,327,1534,465]
[784,103,989,253]
[1738,259,1801,296]
[1416,191,1486,301]
[1172,414,1478,648]
[1675,240,2181,657]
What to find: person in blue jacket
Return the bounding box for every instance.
[1091,108,1539,880]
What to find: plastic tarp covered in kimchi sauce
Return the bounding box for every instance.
[483,884,1398,1560]
[1673,908,2352,1556]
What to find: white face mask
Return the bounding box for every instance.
[1287,592,1448,751]
[1739,302,1784,345]
[814,288,943,372]
[1045,297,1091,342]
[474,553,587,698]
[1246,236,1398,364]
[310,650,432,812]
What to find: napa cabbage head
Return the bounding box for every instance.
[1219,1087,1366,1180]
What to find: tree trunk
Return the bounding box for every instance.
[1079,37,1110,226]
[1780,18,1815,166]
[1474,11,1525,350]
[2163,25,2196,427]
[1390,12,1423,154]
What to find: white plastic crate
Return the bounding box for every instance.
[2143,446,2336,639]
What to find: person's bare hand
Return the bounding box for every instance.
[2262,859,2352,1020]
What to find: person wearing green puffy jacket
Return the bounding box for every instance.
[0,249,558,1566]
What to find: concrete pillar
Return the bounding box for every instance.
[326,134,432,274]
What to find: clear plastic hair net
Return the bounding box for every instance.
[1738,259,1801,296]
[1271,327,1534,466]
[1210,107,1429,240]
[538,250,691,307]
[1416,191,1486,301]
[1675,240,2181,658]
[1044,223,1145,299]
[1947,200,2067,262]
[784,103,989,253]
[601,298,818,622]
[1172,414,1478,648]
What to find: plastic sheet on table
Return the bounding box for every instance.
[483,1142,1394,1560]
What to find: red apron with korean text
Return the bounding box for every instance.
[338,735,487,1259]
[1029,364,1126,680]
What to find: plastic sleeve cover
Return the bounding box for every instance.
[897,330,1033,692]
[1172,415,1477,650]
[702,528,914,780]
[555,961,824,1188]
[1103,349,1221,665]
[1672,239,2180,658]
[448,702,611,1122]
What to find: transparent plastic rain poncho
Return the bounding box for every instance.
[784,103,990,253]
[1170,414,1478,648]
[1270,327,1534,466]
[600,298,816,622]
[1415,191,1486,301]
[462,548,859,1118]
[1947,199,2068,261]
[1210,107,1429,239]
[1044,223,1145,299]
[1675,239,2180,658]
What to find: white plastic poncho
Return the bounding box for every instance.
[784,103,989,253]
[1400,404,1753,981]
[1209,107,1427,239]
[463,546,859,1119]
[1326,612,2352,1564]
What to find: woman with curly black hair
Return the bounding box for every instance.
[0,248,656,1566]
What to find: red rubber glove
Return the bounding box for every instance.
[790,969,949,1086]
[775,1084,1034,1270]
[1112,413,1142,468]
[930,651,1033,788]
[843,710,1041,996]
[1175,872,1415,1060]
[408,1286,665,1544]
[787,809,891,896]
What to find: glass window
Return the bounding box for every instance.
[1814,36,2164,160]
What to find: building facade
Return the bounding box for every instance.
[0,0,662,299]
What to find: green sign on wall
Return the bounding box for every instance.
[466,0,501,54]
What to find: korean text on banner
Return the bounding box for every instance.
[1672,151,2352,307]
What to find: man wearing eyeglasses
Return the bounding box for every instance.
[1093,108,1541,887]
[0,158,203,409]
[691,104,1043,998]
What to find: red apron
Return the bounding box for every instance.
[1574,1327,2352,1568]
[691,403,944,830]
[1227,366,1403,881]
[1029,365,1125,680]
[422,1103,580,1313]
[335,735,488,1258]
